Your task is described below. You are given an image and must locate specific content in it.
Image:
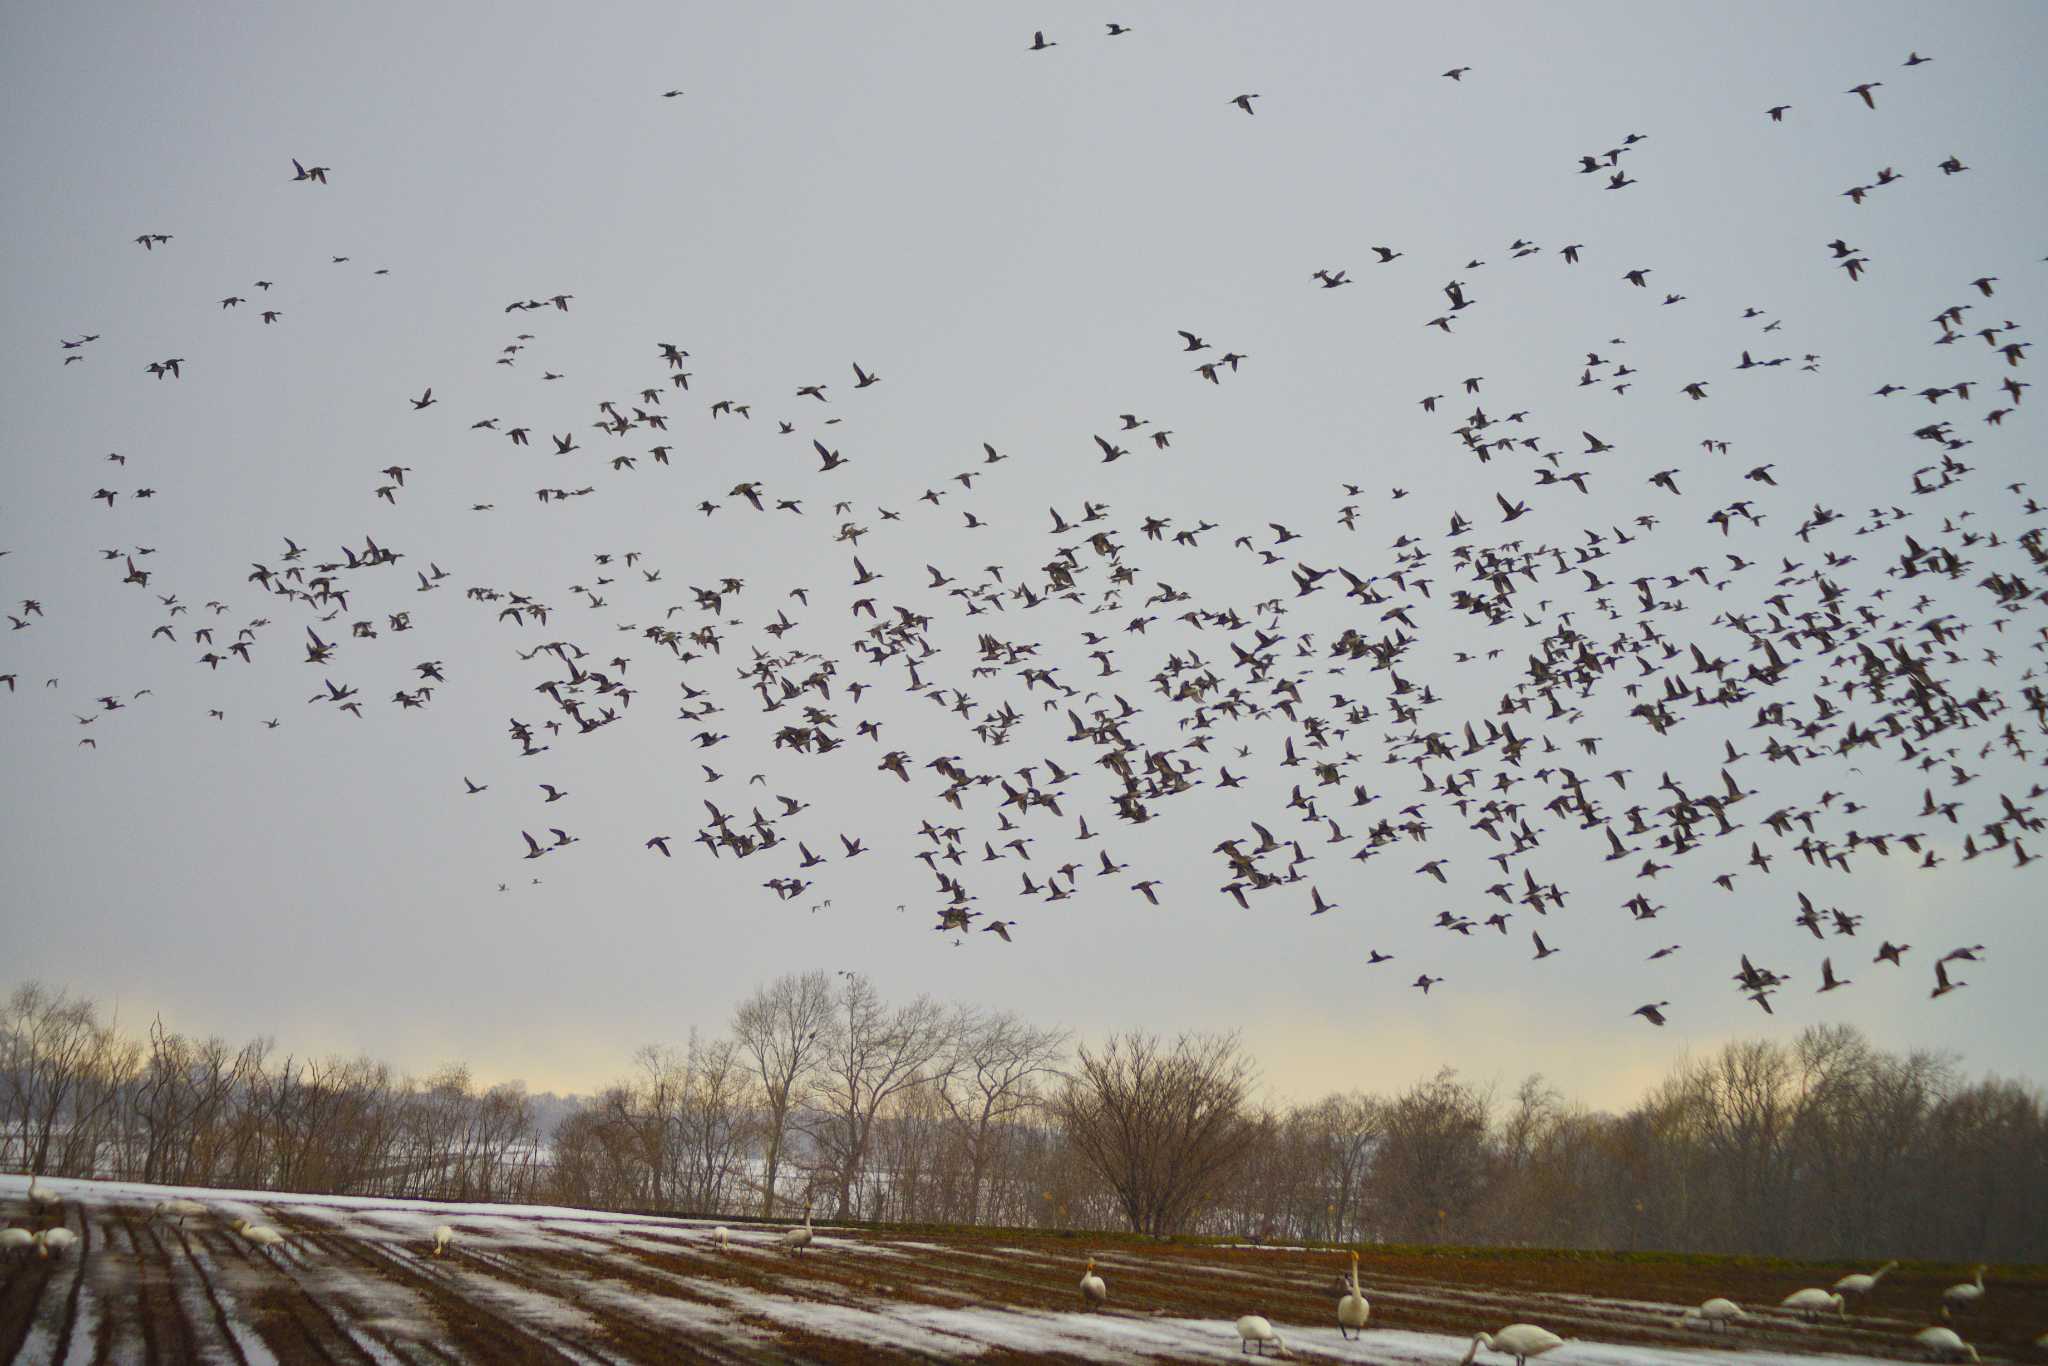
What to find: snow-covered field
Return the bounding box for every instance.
[2,1174,2034,1363]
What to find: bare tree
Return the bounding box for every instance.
[1,983,114,1174]
[675,1032,756,1212]
[1300,1091,1382,1243]
[808,973,965,1219]
[731,970,835,1216]
[938,1011,1068,1223]
[9,975,2048,1262]
[1367,1067,1492,1244]
[1051,1030,1259,1236]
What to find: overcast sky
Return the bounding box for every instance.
[2,1,2044,1112]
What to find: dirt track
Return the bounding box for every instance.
[5,1179,2045,1364]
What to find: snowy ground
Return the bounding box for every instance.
[3,1174,2035,1364]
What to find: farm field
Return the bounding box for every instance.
[4,1175,2043,1364]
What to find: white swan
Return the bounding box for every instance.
[1078,1257,1107,1310]
[1460,1324,1565,1366]
[35,1227,78,1259]
[1,1227,34,1256]
[230,1217,287,1253]
[1676,1298,1745,1333]
[432,1224,455,1257]
[1781,1288,1847,1321]
[154,1199,207,1226]
[1338,1251,1370,1339]
[779,1204,814,1253]
[26,1176,61,1212]
[1834,1260,1898,1297]
[1234,1314,1292,1357]
[1941,1265,1986,1314]
[713,1225,731,1249]
[1913,1325,1980,1362]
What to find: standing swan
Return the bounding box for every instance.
[1234,1315,1292,1357]
[1781,1288,1847,1321]
[26,1177,61,1213]
[1676,1298,1746,1333]
[35,1227,79,1259]
[1913,1325,1980,1361]
[1941,1266,1987,1316]
[1078,1257,1107,1310]
[1834,1260,1898,1299]
[780,1204,814,1254]
[713,1225,731,1249]
[1338,1252,1370,1339]
[1460,1325,1565,1366]
[432,1225,455,1257]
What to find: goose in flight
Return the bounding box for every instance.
[290,159,329,183]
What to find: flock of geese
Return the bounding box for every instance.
[11,1179,2041,1362]
[6,31,2044,1050]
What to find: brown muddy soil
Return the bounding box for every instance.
[4,1183,2044,1364]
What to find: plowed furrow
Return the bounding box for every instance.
[200,1229,378,1366]
[456,1242,768,1366]
[116,1212,205,1365]
[48,1213,92,1365]
[305,1228,576,1366]
[0,1245,59,1363]
[163,1223,255,1366]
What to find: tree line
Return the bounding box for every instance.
[5,975,2041,1261]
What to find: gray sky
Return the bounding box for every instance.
[3,1,2044,1111]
